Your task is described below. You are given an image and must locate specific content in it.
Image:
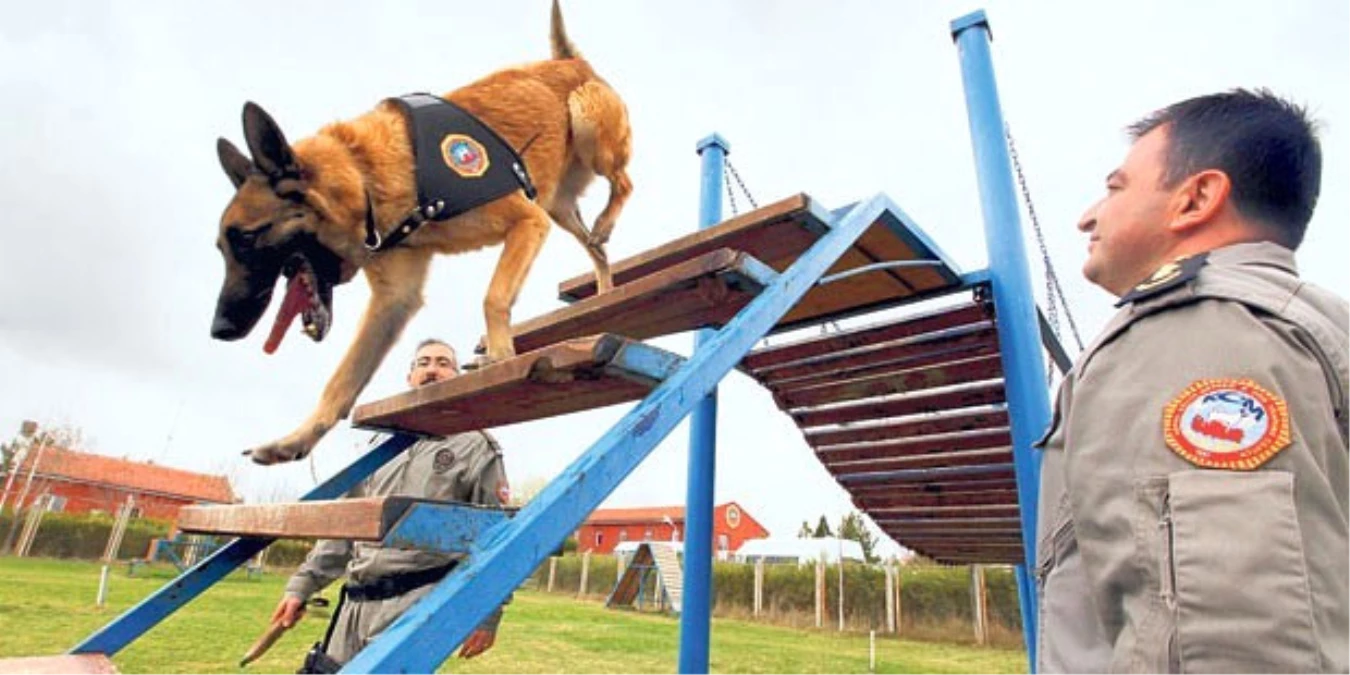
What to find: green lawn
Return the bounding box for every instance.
[0,557,1026,673]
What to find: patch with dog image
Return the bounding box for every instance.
[1163,378,1290,470]
[441,134,489,178]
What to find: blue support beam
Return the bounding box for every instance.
[383,503,510,555]
[679,132,728,674]
[70,434,417,657]
[341,194,889,674]
[951,9,1053,669]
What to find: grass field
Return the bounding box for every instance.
[0,557,1027,673]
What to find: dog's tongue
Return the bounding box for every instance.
[263,275,309,355]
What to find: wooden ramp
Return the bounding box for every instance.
[606,542,683,613]
[558,194,963,331]
[354,334,683,437]
[351,195,1019,566]
[177,497,512,556]
[742,300,1024,566]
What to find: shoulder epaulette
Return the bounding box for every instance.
[1115,252,1210,308]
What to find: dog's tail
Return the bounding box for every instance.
[550,0,582,60]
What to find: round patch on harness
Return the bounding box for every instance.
[496,479,511,505]
[440,134,489,178]
[1163,378,1290,470]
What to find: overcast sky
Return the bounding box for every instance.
[2,1,1346,559]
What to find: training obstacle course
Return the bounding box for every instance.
[0,10,1059,674]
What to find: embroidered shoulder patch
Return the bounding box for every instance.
[1162,378,1290,470]
[1116,252,1209,307]
[440,134,489,178]
[433,448,456,473]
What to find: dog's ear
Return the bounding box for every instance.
[217,137,254,188]
[242,101,300,180]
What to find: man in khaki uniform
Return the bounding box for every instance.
[1037,90,1348,672]
[270,339,511,670]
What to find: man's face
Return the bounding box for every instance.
[408,343,459,388]
[1078,126,1179,297]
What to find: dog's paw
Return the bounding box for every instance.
[244,436,316,465]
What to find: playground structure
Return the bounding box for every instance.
[606,542,684,614]
[0,10,1061,674]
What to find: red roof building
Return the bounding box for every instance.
[577,501,769,555]
[2,446,236,520]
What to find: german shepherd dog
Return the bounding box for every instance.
[211,0,631,464]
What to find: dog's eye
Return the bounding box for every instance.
[229,223,273,251]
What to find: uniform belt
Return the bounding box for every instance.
[343,562,457,603]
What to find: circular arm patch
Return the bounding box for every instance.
[1162,378,1291,470]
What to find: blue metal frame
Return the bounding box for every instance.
[952,9,1052,669]
[383,502,510,554]
[679,132,728,674]
[70,434,417,656]
[341,195,896,673]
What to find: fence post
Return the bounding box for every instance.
[578,551,591,599]
[547,557,557,593]
[838,559,845,632]
[971,565,989,645]
[814,557,825,629]
[885,565,896,634]
[753,558,764,618]
[896,566,904,636]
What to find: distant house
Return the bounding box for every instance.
[2,446,236,520]
[577,501,769,556]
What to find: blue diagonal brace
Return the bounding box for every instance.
[343,194,894,674]
[383,503,510,555]
[70,434,418,657]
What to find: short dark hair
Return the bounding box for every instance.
[1128,88,1322,249]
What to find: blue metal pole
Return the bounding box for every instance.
[951,10,1051,669]
[678,133,727,674]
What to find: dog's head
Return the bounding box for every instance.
[212,102,360,353]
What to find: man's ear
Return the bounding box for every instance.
[1167,169,1231,234]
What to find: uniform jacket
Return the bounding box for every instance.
[1037,242,1348,673]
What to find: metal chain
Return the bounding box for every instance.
[1005,124,1086,359]
[724,173,740,217]
[724,158,759,216]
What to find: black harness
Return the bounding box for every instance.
[363,93,538,253]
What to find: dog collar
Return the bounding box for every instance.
[364,93,538,253]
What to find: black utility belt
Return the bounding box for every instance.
[343,562,457,602]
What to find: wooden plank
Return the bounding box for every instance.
[903,537,1023,549]
[177,497,409,540]
[511,249,772,354]
[559,193,965,330]
[0,655,118,674]
[755,323,998,388]
[791,382,1006,428]
[352,335,669,437]
[559,194,817,301]
[885,528,1024,540]
[815,429,1012,463]
[776,355,1003,409]
[806,408,1009,447]
[826,449,1014,475]
[744,303,989,371]
[875,516,1021,529]
[845,474,1017,493]
[853,489,1019,510]
[864,504,1020,519]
